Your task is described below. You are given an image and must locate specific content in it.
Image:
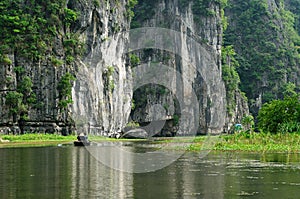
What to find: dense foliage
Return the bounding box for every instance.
[5,66,36,122]
[221,45,242,115]
[224,0,300,115]
[0,0,81,61]
[258,95,300,133]
[285,0,300,35]
[0,0,82,124]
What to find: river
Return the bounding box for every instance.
[0,142,300,199]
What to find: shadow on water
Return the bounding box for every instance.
[0,143,300,198]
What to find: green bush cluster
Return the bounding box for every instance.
[258,95,300,134]
[125,0,138,19]
[129,53,140,67]
[5,69,36,122]
[0,0,77,59]
[126,121,140,128]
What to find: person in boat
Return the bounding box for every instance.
[77,133,88,142]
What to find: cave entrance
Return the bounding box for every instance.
[129,84,180,137]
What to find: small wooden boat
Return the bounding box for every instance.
[73,140,90,146]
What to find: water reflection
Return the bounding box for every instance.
[70,147,134,199]
[0,147,73,199]
[0,144,300,199]
[86,142,184,173]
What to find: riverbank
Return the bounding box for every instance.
[186,132,300,152]
[0,133,147,148]
[0,134,76,148]
[1,132,300,152]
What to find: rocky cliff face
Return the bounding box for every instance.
[129,0,248,135]
[0,0,133,135]
[0,0,248,135]
[69,0,133,135]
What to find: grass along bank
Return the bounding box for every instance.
[187,132,300,152]
[0,134,76,148]
[0,133,148,148]
[1,132,300,152]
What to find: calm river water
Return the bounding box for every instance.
[1,142,300,199]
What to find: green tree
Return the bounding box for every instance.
[257,95,300,133]
[5,91,24,122]
[280,82,297,98]
[241,115,254,132]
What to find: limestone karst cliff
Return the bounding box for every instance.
[0,0,250,135]
[129,0,248,135]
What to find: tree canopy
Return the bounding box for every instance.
[258,95,300,133]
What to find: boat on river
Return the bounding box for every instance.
[73,140,90,146]
[74,133,90,146]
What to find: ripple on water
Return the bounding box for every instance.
[246,176,260,179]
[204,172,221,176]
[188,169,202,172]
[236,191,259,196]
[289,182,300,186]
[183,192,201,197]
